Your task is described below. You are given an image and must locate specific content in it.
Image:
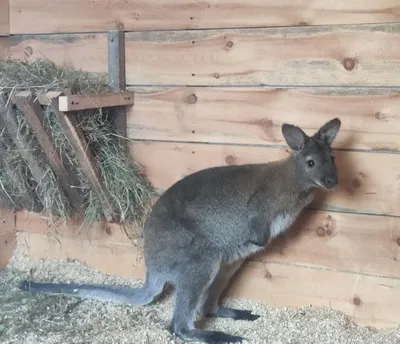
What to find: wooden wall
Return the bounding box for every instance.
[2,0,400,329]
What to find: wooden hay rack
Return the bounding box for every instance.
[0,30,134,223]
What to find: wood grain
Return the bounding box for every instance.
[108,30,127,137]
[128,141,400,217]
[9,0,400,34]
[229,261,400,328]
[0,0,9,36]
[16,226,400,329]
[127,87,400,151]
[0,208,15,269]
[8,24,400,86]
[58,91,134,112]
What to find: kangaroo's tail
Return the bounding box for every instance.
[19,279,145,305]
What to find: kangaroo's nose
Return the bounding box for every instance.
[325,176,338,189]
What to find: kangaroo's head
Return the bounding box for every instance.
[282,118,341,190]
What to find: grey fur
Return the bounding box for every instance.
[19,118,341,344]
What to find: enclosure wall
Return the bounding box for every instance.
[1,0,400,329]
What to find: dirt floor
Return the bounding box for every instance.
[1,247,400,344]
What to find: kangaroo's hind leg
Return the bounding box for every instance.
[199,260,260,321]
[130,267,167,306]
[170,255,245,344]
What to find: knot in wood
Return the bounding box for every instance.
[187,94,197,104]
[226,41,234,48]
[352,296,362,306]
[316,227,325,236]
[214,73,220,79]
[225,155,237,165]
[343,58,356,71]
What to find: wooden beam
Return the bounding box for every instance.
[58,91,134,112]
[50,98,116,222]
[128,141,400,217]
[108,30,126,92]
[108,29,127,137]
[9,0,400,34]
[12,92,84,212]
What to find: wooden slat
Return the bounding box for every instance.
[8,24,400,86]
[50,98,116,222]
[229,261,400,329]
[0,208,16,269]
[127,87,400,152]
[16,224,400,329]
[9,0,400,34]
[13,92,84,211]
[0,0,9,36]
[128,141,400,217]
[108,30,127,137]
[15,205,400,279]
[58,91,134,112]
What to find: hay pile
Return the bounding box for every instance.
[0,59,153,225]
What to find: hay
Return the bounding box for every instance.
[0,59,153,225]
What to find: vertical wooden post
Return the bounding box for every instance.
[13,92,84,212]
[108,30,127,137]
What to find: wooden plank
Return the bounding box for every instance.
[15,206,400,279]
[108,31,126,92]
[0,0,9,36]
[58,91,134,112]
[12,92,84,212]
[9,0,400,34]
[15,226,400,329]
[8,24,400,87]
[229,261,400,329]
[108,30,127,137]
[50,98,116,222]
[128,141,400,217]
[0,208,16,269]
[127,87,400,152]
[0,95,52,199]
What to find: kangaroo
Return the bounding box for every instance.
[19,118,341,344]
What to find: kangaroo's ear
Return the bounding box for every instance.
[314,118,341,146]
[282,123,308,151]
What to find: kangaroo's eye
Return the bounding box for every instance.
[307,160,315,168]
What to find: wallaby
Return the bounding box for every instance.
[19,118,341,344]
